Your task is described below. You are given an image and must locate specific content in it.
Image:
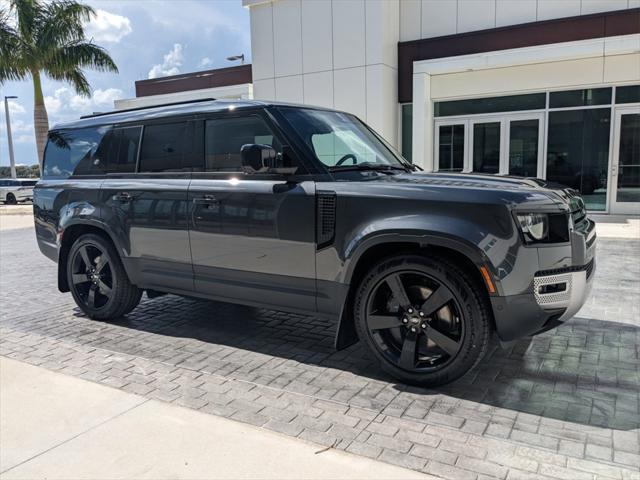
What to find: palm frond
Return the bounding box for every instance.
[9,0,40,44]
[37,0,94,53]
[48,67,90,96]
[46,41,118,77]
[0,9,28,82]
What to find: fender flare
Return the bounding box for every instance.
[57,217,133,291]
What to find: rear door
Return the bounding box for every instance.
[188,112,317,312]
[100,119,199,292]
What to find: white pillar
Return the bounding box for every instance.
[411,72,433,171]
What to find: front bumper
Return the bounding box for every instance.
[491,219,596,342]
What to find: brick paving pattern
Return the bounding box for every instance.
[1,227,639,480]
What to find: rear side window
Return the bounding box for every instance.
[43,127,109,179]
[139,122,187,172]
[100,126,142,174]
[205,116,282,172]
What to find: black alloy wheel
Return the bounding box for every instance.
[354,254,491,387]
[366,271,464,372]
[70,242,114,310]
[67,234,141,320]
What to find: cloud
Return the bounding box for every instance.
[85,9,132,43]
[148,43,184,79]
[0,118,34,144]
[3,100,26,116]
[198,57,213,68]
[44,87,124,122]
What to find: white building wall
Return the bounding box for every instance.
[401,0,638,39]
[245,0,400,147]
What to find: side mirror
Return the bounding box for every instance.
[240,144,278,172]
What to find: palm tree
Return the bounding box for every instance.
[0,0,117,170]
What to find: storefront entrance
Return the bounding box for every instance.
[434,112,545,178]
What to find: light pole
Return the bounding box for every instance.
[4,95,18,179]
[226,54,245,65]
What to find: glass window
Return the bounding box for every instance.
[401,104,413,162]
[546,109,611,211]
[438,124,465,171]
[43,127,110,179]
[102,126,142,174]
[616,85,640,104]
[473,122,501,174]
[616,113,640,203]
[549,88,612,108]
[205,116,281,172]
[434,93,545,117]
[139,123,186,172]
[279,107,405,169]
[509,119,539,177]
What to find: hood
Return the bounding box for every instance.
[349,171,577,210]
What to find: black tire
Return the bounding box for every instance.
[5,193,17,205]
[353,253,491,387]
[67,233,141,320]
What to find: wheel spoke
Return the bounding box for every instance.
[95,256,108,274]
[97,280,112,296]
[398,329,419,370]
[72,273,90,285]
[79,246,93,268]
[386,273,411,308]
[368,314,402,331]
[87,286,96,308]
[419,286,454,318]
[425,325,461,357]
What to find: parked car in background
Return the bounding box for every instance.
[33,99,596,387]
[0,178,38,204]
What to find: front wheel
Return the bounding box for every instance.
[5,193,17,205]
[353,254,492,387]
[67,233,142,320]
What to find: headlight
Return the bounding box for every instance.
[517,213,548,242]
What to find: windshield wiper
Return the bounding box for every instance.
[329,162,409,173]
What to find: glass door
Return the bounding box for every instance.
[434,119,468,172]
[610,107,640,214]
[506,113,544,178]
[470,118,502,174]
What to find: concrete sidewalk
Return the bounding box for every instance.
[0,357,431,480]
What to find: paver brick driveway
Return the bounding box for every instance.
[1,225,639,480]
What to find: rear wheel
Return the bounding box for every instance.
[353,254,491,387]
[5,193,17,205]
[67,234,141,320]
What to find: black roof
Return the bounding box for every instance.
[51,99,336,130]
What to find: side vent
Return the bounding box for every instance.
[317,191,337,249]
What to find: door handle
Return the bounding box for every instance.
[113,192,133,203]
[193,194,219,204]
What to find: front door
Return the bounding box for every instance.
[188,113,317,312]
[610,107,640,214]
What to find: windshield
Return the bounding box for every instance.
[278,108,406,170]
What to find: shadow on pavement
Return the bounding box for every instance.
[100,293,639,432]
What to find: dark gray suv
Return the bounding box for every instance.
[33,99,596,386]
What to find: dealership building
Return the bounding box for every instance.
[116,0,640,214]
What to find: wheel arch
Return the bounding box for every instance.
[57,221,130,293]
[334,232,496,350]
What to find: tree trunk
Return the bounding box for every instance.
[32,70,49,175]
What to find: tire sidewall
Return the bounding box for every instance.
[354,254,489,387]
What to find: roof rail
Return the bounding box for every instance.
[79,97,218,119]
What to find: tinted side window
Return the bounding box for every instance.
[103,126,142,174]
[139,122,187,172]
[43,127,109,179]
[205,116,282,172]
